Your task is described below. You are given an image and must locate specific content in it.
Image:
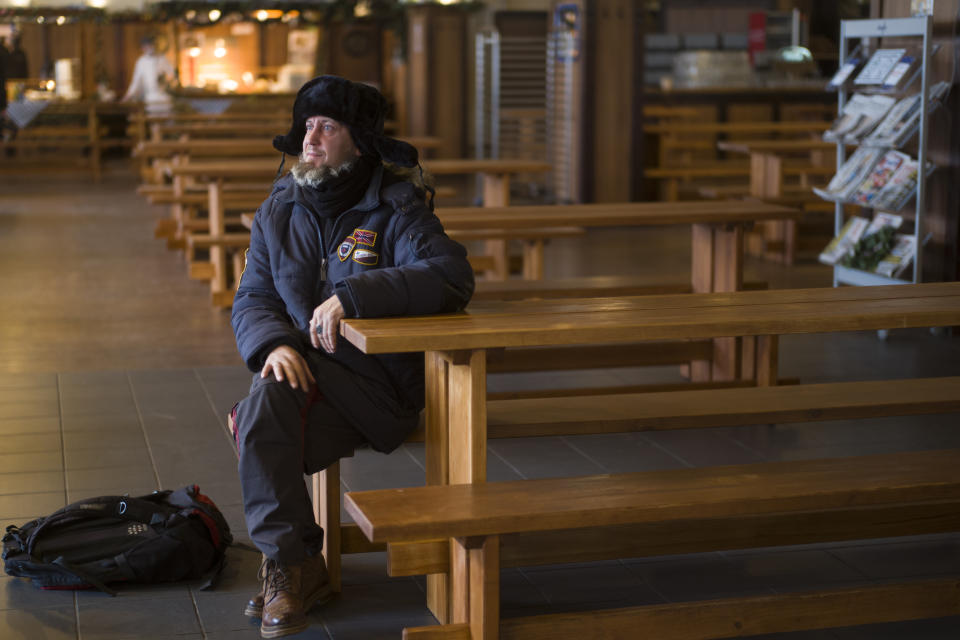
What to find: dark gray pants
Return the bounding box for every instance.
[236,355,371,565]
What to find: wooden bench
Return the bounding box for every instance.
[344,449,960,640]
[645,164,835,202]
[338,281,960,621]
[311,375,960,594]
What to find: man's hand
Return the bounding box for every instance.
[261,345,315,390]
[310,295,345,354]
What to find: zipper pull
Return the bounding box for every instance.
[320,257,328,283]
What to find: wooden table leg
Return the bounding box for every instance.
[691,223,745,382]
[755,334,779,386]
[425,351,451,622]
[452,535,499,640]
[426,349,487,624]
[521,240,544,280]
[208,180,228,296]
[749,151,795,265]
[482,173,510,280]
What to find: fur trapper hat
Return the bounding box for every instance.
[273,75,418,168]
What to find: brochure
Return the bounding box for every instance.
[853,48,907,85]
[819,216,869,265]
[849,150,919,211]
[863,81,950,148]
[827,56,861,91]
[813,146,883,201]
[874,234,917,278]
[843,94,896,142]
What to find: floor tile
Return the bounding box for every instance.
[0,605,76,639]
[66,466,158,493]
[624,552,773,602]
[2,432,62,453]
[640,429,766,467]
[63,428,147,450]
[521,560,664,608]
[0,470,64,496]
[725,548,870,592]
[0,416,60,438]
[0,386,59,404]
[562,432,689,473]
[0,450,63,474]
[316,580,433,640]
[0,575,76,612]
[61,413,144,433]
[64,446,153,470]
[487,436,607,479]
[0,491,65,521]
[827,536,960,579]
[0,401,59,421]
[77,591,202,638]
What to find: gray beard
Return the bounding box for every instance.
[291,156,356,188]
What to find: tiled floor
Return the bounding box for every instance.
[1,168,958,639]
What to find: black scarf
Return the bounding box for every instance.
[294,155,377,219]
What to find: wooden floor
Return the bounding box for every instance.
[1,164,958,640]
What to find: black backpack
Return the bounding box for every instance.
[2,484,233,595]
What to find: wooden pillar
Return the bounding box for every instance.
[405,5,466,158]
[582,0,643,202]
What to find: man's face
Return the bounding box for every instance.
[301,115,360,169]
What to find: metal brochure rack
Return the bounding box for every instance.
[832,16,932,287]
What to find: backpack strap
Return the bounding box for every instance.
[51,556,119,596]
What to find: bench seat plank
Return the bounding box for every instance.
[345,449,960,543]
[500,578,960,640]
[486,376,960,436]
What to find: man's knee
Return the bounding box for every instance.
[236,377,309,445]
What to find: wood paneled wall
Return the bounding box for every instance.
[874,0,960,281]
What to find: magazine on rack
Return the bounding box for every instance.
[874,234,917,278]
[818,212,905,268]
[819,216,869,265]
[823,94,896,143]
[813,146,883,201]
[853,48,907,86]
[863,81,950,148]
[849,150,920,211]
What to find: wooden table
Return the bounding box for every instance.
[168,161,282,299]
[437,200,801,379]
[717,138,840,265]
[169,157,548,299]
[339,281,960,624]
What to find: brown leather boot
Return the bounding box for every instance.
[259,554,335,638]
[246,554,333,620]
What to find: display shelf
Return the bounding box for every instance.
[830,15,933,288]
[834,265,910,287]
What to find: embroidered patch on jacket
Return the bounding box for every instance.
[352,228,377,246]
[338,236,357,262]
[352,248,379,266]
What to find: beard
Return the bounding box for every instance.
[291,155,357,188]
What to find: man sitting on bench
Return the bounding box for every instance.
[229,75,475,639]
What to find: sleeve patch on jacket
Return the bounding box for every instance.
[352,248,379,266]
[352,228,377,246]
[338,236,357,262]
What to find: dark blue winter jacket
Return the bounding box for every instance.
[232,165,474,431]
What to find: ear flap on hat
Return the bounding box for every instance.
[372,136,419,168]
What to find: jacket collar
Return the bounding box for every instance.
[278,163,384,213]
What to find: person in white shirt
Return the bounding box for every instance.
[122,36,174,114]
